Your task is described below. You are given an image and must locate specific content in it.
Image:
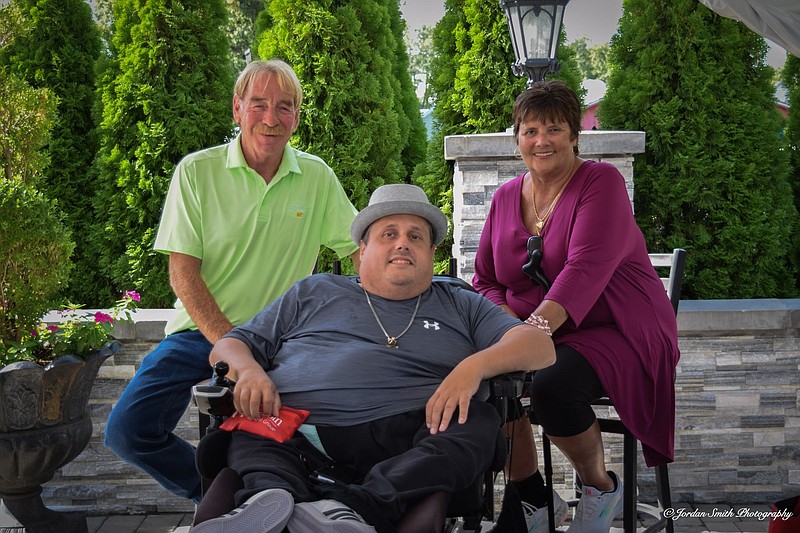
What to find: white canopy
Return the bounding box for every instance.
[700,0,800,58]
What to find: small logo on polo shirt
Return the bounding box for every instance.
[288,204,307,219]
[423,320,440,330]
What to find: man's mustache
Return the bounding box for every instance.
[254,125,287,136]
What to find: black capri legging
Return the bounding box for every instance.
[529,343,607,437]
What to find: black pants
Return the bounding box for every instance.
[227,400,502,533]
[530,343,607,437]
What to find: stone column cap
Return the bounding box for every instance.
[444,130,646,160]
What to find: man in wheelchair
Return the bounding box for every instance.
[190,184,556,533]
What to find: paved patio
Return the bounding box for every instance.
[82,502,779,533]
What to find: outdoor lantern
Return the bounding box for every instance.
[499,0,570,87]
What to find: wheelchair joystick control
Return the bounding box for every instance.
[211,361,232,387]
[192,360,236,430]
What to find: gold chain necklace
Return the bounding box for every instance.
[363,289,421,349]
[530,160,576,231]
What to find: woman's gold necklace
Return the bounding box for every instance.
[531,186,563,231]
[363,289,421,348]
[531,159,576,231]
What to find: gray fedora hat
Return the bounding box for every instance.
[351,184,448,245]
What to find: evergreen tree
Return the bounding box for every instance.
[92,0,234,307]
[411,1,468,273]
[413,0,583,271]
[226,0,263,74]
[782,53,800,291]
[599,0,797,299]
[448,0,582,132]
[383,0,427,179]
[257,0,425,208]
[0,5,73,347]
[0,0,102,304]
[407,25,435,107]
[226,0,254,73]
[567,38,610,82]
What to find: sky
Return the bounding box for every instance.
[399,0,787,69]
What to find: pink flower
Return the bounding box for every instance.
[47,325,59,332]
[30,330,38,336]
[125,290,141,302]
[94,312,114,324]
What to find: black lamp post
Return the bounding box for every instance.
[499,0,570,87]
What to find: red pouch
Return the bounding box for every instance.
[769,495,800,532]
[219,406,310,443]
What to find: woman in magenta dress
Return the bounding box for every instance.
[473,80,679,533]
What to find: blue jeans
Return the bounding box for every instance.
[104,330,213,502]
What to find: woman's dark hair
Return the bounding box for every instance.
[512,80,582,145]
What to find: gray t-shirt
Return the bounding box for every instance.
[225,274,521,426]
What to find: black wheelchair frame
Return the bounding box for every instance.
[191,266,524,532]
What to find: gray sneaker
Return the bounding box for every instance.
[288,499,376,532]
[189,488,294,533]
[522,490,569,532]
[566,472,623,533]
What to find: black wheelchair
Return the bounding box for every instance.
[190,274,526,532]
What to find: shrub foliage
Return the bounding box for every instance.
[782,54,800,292]
[0,180,73,348]
[599,0,797,298]
[91,0,235,307]
[256,0,426,272]
[0,0,103,305]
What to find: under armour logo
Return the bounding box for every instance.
[423,320,440,330]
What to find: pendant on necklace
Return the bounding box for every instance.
[363,288,421,350]
[535,220,544,230]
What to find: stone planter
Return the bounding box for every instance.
[0,341,120,533]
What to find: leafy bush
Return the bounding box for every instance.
[91,0,234,308]
[600,0,798,298]
[0,180,74,352]
[0,0,103,306]
[257,0,426,274]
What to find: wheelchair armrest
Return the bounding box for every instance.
[193,383,236,418]
[489,371,526,398]
[487,371,528,424]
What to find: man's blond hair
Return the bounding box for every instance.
[234,59,303,109]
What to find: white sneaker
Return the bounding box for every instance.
[522,490,569,532]
[288,499,377,532]
[566,472,623,533]
[189,488,294,533]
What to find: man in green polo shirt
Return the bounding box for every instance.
[104,59,360,503]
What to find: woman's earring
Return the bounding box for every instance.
[514,147,522,159]
[573,142,579,155]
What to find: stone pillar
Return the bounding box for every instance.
[444,130,645,280]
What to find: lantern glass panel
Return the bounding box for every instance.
[507,6,526,60]
[520,4,564,59]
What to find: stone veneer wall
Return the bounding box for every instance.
[36,301,800,516]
